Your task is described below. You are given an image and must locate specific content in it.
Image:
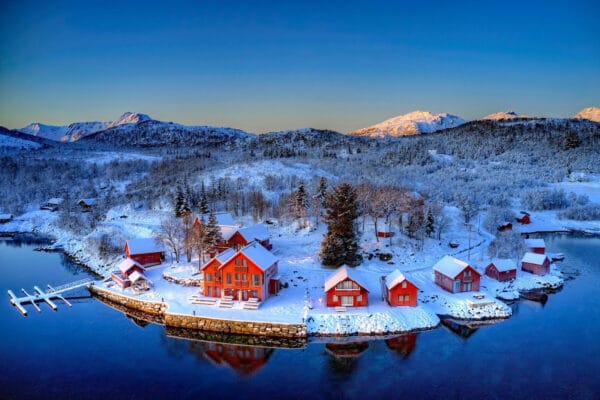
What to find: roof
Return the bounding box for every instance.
[238,224,270,242]
[433,255,472,278]
[197,212,236,226]
[201,248,237,271]
[78,198,98,206]
[126,238,163,255]
[239,242,278,271]
[129,270,150,283]
[488,259,517,272]
[47,197,63,205]
[525,238,546,248]
[522,252,548,265]
[118,258,144,274]
[220,225,239,241]
[385,269,417,290]
[0,213,13,220]
[324,266,367,292]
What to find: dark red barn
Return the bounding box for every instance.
[485,259,517,282]
[125,238,164,266]
[521,252,550,276]
[433,256,481,293]
[525,238,546,254]
[384,269,418,307]
[325,266,369,308]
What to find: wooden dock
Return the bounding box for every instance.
[8,278,94,316]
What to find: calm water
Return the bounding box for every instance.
[1,234,599,400]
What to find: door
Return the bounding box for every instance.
[464,282,472,292]
[453,280,461,293]
[341,296,354,307]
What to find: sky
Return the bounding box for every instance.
[0,0,599,133]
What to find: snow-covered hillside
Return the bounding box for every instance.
[574,106,600,122]
[482,111,532,120]
[350,111,465,138]
[0,133,41,149]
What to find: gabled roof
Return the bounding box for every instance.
[324,266,368,292]
[239,242,277,271]
[522,252,548,265]
[525,238,546,248]
[238,224,270,242]
[201,248,236,271]
[78,198,98,206]
[385,269,417,290]
[488,259,517,272]
[433,255,474,278]
[129,270,151,283]
[220,225,239,241]
[118,258,144,274]
[47,197,63,205]
[126,238,163,255]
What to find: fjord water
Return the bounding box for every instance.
[1,234,598,400]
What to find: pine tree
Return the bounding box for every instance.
[205,211,223,255]
[320,183,362,267]
[425,207,435,237]
[564,131,580,150]
[174,185,185,217]
[292,181,308,225]
[199,182,209,214]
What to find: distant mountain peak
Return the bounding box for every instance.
[574,106,600,122]
[108,112,152,128]
[350,110,465,138]
[482,111,532,120]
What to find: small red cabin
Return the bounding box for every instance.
[525,238,546,254]
[497,222,512,232]
[433,255,481,293]
[124,238,164,266]
[384,269,418,307]
[324,266,369,308]
[485,259,517,282]
[111,258,146,288]
[521,252,550,276]
[516,214,530,224]
[377,231,395,238]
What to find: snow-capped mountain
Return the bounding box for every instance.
[350,111,466,138]
[17,112,152,142]
[482,111,532,120]
[574,106,600,122]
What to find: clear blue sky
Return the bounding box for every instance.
[1,0,598,133]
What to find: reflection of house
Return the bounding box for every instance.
[77,198,97,211]
[485,259,517,282]
[525,238,546,254]
[325,266,369,308]
[385,333,417,357]
[201,242,279,301]
[124,238,165,266]
[383,269,418,307]
[203,342,274,376]
[521,252,550,276]
[41,197,63,211]
[111,258,146,288]
[433,255,481,293]
[0,213,13,224]
[324,342,369,358]
[441,319,478,339]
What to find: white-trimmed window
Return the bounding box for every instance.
[401,281,407,288]
[206,273,213,282]
[252,274,260,286]
[341,296,353,306]
[336,280,359,290]
[332,295,338,302]
[356,295,362,303]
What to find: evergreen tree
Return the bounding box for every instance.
[425,207,435,237]
[199,181,209,214]
[205,211,223,254]
[292,181,308,225]
[174,185,185,217]
[564,131,581,150]
[320,183,362,267]
[316,177,327,206]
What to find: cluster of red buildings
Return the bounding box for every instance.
[112,238,164,289]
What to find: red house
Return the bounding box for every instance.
[229,224,272,250]
[384,269,418,307]
[485,259,517,282]
[201,242,279,301]
[521,252,550,276]
[516,213,531,224]
[203,342,274,376]
[497,222,512,232]
[525,238,546,254]
[111,258,146,288]
[377,230,395,238]
[124,238,165,266]
[433,255,481,293]
[324,266,369,308]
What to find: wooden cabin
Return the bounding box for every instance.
[0,213,13,224]
[521,252,550,276]
[384,269,418,307]
[111,258,146,288]
[516,213,530,224]
[124,238,165,266]
[230,224,272,250]
[377,230,395,238]
[525,238,546,254]
[324,266,369,308]
[201,242,279,302]
[41,197,63,211]
[433,255,481,293]
[77,198,98,212]
[485,259,517,282]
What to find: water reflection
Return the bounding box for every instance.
[441,319,479,339]
[324,341,369,376]
[385,333,417,358]
[204,342,275,376]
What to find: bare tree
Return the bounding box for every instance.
[191,216,208,269]
[155,215,184,263]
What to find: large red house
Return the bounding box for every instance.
[201,242,279,301]
[324,266,369,308]
[124,238,164,266]
[525,238,546,254]
[384,269,418,307]
[485,259,517,282]
[111,258,146,288]
[433,255,481,293]
[521,252,550,276]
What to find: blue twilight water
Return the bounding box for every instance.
[1,234,599,400]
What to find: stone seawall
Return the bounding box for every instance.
[89,285,307,339]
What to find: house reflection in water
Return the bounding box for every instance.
[385,333,417,358]
[324,341,369,376]
[441,319,479,339]
[203,342,274,376]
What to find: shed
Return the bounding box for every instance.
[485,259,517,282]
[324,266,369,308]
[433,255,480,293]
[521,252,550,276]
[41,197,63,211]
[124,238,165,266]
[78,198,98,211]
[525,238,546,254]
[384,269,418,306]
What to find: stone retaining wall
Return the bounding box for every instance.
[89,285,167,316]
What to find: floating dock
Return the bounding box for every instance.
[8,278,94,316]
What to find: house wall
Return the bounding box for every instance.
[435,266,480,293]
[130,252,163,266]
[387,281,418,307]
[485,264,516,282]
[522,259,550,276]
[529,247,545,255]
[326,278,369,307]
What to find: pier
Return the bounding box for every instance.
[8,278,94,316]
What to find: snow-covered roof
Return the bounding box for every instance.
[78,198,98,206]
[47,197,63,205]
[522,252,548,265]
[433,255,471,278]
[126,238,163,255]
[489,259,516,272]
[220,225,239,241]
[0,213,13,220]
[385,269,416,290]
[238,224,270,242]
[239,242,277,271]
[129,270,149,283]
[118,258,144,274]
[201,248,237,271]
[198,212,236,226]
[525,238,545,248]
[324,266,367,292]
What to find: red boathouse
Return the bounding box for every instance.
[384,269,418,307]
[485,259,517,282]
[124,238,165,266]
[111,258,146,288]
[324,266,369,308]
[433,255,481,293]
[525,238,546,254]
[521,252,550,276]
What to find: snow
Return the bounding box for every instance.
[574,106,600,122]
[78,198,98,206]
[350,110,466,138]
[240,242,277,271]
[118,258,143,274]
[524,238,545,249]
[219,225,239,241]
[0,213,13,220]
[126,238,163,255]
[201,248,236,270]
[432,255,471,278]
[482,111,532,120]
[385,269,410,290]
[129,270,149,283]
[488,259,516,272]
[324,266,366,292]
[46,198,63,205]
[238,224,270,241]
[197,212,236,226]
[522,252,548,265]
[0,134,41,149]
